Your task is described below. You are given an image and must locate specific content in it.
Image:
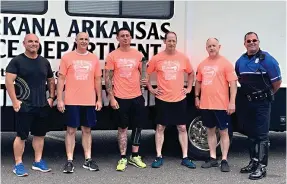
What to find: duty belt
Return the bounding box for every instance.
[246,91,270,102]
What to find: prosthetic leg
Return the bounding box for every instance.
[249,140,269,180]
[131,128,142,146]
[240,138,259,173]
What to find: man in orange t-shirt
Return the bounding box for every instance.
[104,27,147,171]
[57,32,102,173]
[146,32,196,169]
[195,38,238,172]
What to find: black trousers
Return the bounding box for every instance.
[237,98,271,142]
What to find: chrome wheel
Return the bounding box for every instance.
[188,116,220,151]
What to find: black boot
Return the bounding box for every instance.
[249,141,269,180]
[240,139,258,173]
[240,159,258,173]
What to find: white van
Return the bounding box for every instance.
[1,0,285,159]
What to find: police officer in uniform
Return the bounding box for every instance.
[235,32,282,180]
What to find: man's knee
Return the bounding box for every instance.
[81,126,91,135]
[219,128,229,137]
[156,124,166,132]
[33,136,45,141]
[118,127,128,134]
[207,127,217,135]
[66,127,77,136]
[177,125,187,133]
[131,128,142,146]
[15,135,27,143]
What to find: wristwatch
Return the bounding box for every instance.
[48,96,56,101]
[195,95,200,99]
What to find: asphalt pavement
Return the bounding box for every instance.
[1,130,286,184]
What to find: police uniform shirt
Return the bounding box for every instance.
[235,50,281,94]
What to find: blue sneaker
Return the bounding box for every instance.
[32,159,51,172]
[181,157,196,169]
[151,157,164,168]
[13,163,28,177]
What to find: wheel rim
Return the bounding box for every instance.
[188,116,220,151]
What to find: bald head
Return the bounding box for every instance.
[24,33,39,42]
[206,37,221,58]
[206,38,219,46]
[23,33,40,54]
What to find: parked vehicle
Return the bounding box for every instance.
[1,0,285,159]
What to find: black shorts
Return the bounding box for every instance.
[15,103,51,140]
[64,105,97,128]
[155,98,187,126]
[114,95,146,129]
[201,109,230,130]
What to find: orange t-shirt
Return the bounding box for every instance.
[196,55,238,110]
[59,51,102,106]
[105,48,143,99]
[147,51,193,102]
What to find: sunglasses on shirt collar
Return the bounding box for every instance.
[246,39,258,43]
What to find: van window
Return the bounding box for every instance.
[1,0,48,14]
[66,0,174,19]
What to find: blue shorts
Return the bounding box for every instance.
[64,105,96,128]
[201,109,230,130]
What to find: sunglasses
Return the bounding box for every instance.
[246,39,258,43]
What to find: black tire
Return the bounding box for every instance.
[187,116,233,161]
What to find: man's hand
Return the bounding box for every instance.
[227,103,235,115]
[110,98,119,110]
[95,100,103,111]
[141,78,148,87]
[13,100,22,112]
[47,98,54,108]
[149,88,163,96]
[182,87,192,95]
[57,99,65,113]
[195,97,200,109]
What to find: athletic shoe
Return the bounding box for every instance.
[63,161,74,173]
[83,158,99,171]
[13,163,28,177]
[128,155,146,168]
[201,157,219,168]
[220,160,230,172]
[181,157,196,169]
[32,159,51,172]
[116,158,127,171]
[151,157,164,168]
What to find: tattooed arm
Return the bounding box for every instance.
[47,77,56,98]
[105,69,114,98]
[105,69,119,109]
